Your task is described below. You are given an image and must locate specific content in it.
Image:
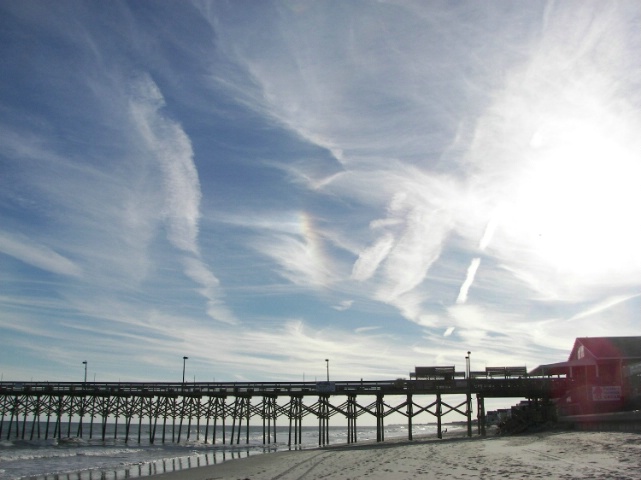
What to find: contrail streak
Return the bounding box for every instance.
[456,257,481,304]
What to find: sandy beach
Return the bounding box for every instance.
[146,430,641,479]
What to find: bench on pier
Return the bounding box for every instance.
[506,366,528,378]
[485,366,528,378]
[411,366,464,381]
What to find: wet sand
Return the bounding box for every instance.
[146,430,641,479]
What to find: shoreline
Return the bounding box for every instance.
[144,430,641,480]
[1,424,460,480]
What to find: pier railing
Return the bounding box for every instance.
[0,377,567,396]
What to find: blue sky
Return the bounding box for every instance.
[1,1,640,385]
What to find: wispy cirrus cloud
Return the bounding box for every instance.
[351,234,394,282]
[0,232,82,278]
[333,300,353,312]
[128,74,237,324]
[128,75,202,255]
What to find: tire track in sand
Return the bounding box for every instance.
[269,451,331,480]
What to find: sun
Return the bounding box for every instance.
[468,60,641,296]
[501,103,641,284]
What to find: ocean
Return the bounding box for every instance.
[0,422,459,479]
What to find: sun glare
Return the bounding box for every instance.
[501,99,641,282]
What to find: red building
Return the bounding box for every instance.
[530,336,641,415]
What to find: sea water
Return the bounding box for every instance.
[0,422,459,479]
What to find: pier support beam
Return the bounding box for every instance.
[466,391,473,437]
[230,395,251,445]
[407,394,413,441]
[477,394,486,436]
[318,395,330,446]
[436,393,443,439]
[288,395,303,447]
[376,394,385,442]
[262,395,277,444]
[346,394,357,444]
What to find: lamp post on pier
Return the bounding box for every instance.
[182,356,188,386]
[82,361,87,386]
[465,352,471,379]
[325,359,329,382]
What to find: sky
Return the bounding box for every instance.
[1,0,640,388]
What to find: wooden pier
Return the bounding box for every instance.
[0,373,566,445]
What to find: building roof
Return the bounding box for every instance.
[529,357,596,377]
[529,336,641,377]
[570,337,641,361]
